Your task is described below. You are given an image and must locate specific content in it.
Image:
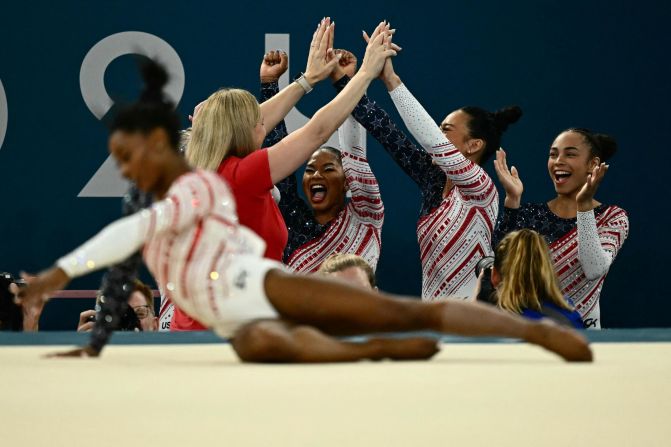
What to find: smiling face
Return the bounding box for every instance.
[302,148,347,216]
[440,109,485,158]
[548,131,600,196]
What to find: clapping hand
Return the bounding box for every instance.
[577,162,608,211]
[493,148,524,208]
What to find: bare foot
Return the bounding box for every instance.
[370,337,440,361]
[525,320,593,362]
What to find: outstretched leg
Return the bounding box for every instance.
[231,320,440,363]
[264,270,592,362]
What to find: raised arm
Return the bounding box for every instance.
[259,19,338,133]
[339,115,383,227]
[260,50,289,146]
[259,61,315,244]
[266,21,396,184]
[388,81,495,205]
[330,53,444,212]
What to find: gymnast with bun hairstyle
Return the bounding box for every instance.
[12,51,591,363]
[493,129,629,328]
[330,37,521,300]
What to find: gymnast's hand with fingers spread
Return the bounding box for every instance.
[361,23,402,85]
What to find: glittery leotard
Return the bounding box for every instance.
[336,77,498,300]
[262,81,384,273]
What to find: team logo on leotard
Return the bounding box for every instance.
[233,270,249,290]
[583,318,598,329]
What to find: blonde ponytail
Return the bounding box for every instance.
[494,229,570,313]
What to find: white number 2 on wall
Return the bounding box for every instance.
[78,32,336,197]
[78,31,185,197]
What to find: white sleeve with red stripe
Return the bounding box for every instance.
[57,171,223,279]
[577,208,629,280]
[388,83,493,202]
[56,212,148,278]
[339,116,383,227]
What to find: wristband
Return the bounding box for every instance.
[294,73,313,94]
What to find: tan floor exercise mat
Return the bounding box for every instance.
[2,342,670,446]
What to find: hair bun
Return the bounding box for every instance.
[493,106,523,133]
[139,58,169,105]
[592,133,617,161]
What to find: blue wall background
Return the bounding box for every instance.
[1,0,669,328]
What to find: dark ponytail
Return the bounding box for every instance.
[109,58,181,150]
[460,105,523,165]
[566,128,617,162]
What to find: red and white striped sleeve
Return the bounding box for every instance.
[339,115,384,228]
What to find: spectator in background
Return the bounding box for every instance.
[481,229,584,329]
[77,279,158,332]
[318,253,376,290]
[0,272,42,331]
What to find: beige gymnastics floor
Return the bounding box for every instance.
[2,342,670,447]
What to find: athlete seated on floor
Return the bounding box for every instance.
[12,37,592,363]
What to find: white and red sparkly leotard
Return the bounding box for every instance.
[388,84,498,299]
[339,74,498,300]
[57,170,280,337]
[262,81,384,273]
[495,203,629,328]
